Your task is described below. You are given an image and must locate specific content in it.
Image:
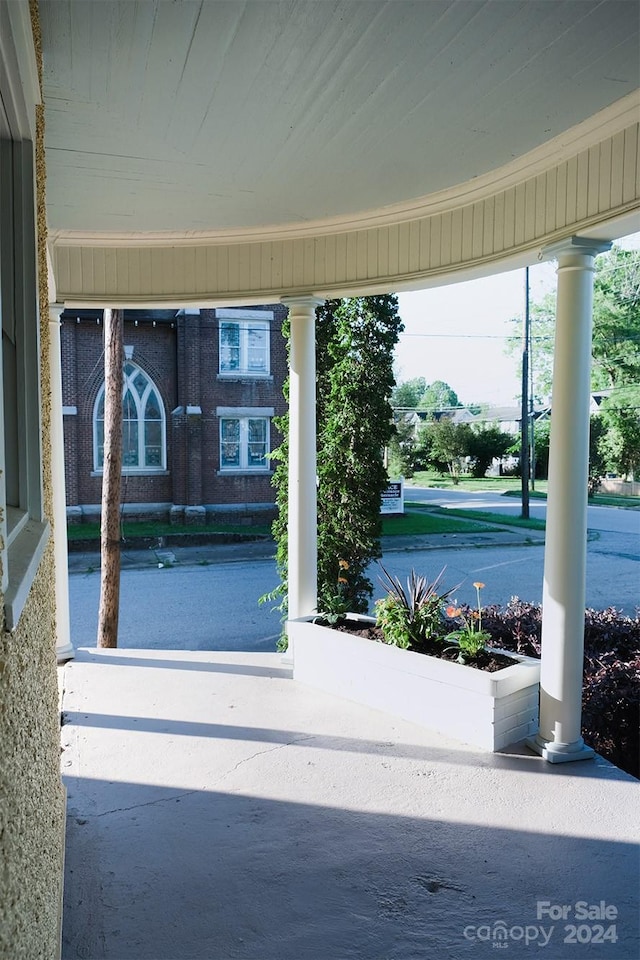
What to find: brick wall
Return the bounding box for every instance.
[61,304,290,523]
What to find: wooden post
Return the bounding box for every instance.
[97,308,123,648]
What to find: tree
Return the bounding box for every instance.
[508,245,640,478]
[417,417,471,482]
[591,248,640,477]
[591,247,640,389]
[387,413,417,478]
[507,246,640,401]
[267,295,403,625]
[588,414,608,492]
[392,376,426,409]
[97,309,123,648]
[532,418,550,479]
[598,385,640,478]
[418,379,461,412]
[315,296,403,611]
[467,425,515,478]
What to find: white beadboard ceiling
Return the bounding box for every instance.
[39,0,639,236]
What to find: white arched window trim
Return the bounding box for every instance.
[93,361,167,473]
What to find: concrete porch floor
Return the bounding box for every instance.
[60,648,639,960]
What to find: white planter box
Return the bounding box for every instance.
[289,615,540,752]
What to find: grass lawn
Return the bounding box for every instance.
[68,512,500,542]
[502,489,640,509]
[381,509,501,537]
[68,505,545,543]
[67,520,274,541]
[409,470,639,509]
[435,507,546,530]
[589,494,640,508]
[406,471,548,495]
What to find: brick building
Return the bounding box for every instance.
[61,304,289,525]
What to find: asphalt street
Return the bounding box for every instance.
[68,488,638,652]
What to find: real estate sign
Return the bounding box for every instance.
[381,478,404,515]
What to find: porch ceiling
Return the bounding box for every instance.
[37,0,640,304]
[40,0,639,235]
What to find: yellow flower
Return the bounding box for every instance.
[473,581,485,590]
[338,559,350,570]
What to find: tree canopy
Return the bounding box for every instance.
[391,377,461,412]
[391,376,426,408]
[509,246,640,399]
[508,245,640,478]
[417,379,461,411]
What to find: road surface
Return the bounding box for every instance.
[68,489,638,651]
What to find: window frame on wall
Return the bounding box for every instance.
[217,309,273,378]
[92,361,167,474]
[216,406,274,474]
[0,4,49,630]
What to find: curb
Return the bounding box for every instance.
[68,528,545,574]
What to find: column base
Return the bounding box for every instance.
[526,733,595,763]
[56,640,75,663]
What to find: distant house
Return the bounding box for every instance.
[409,407,476,429]
[61,304,288,525]
[407,404,554,437]
[404,404,553,475]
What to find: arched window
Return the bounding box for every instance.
[93,362,166,472]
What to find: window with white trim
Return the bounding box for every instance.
[94,362,166,472]
[219,415,270,471]
[219,317,270,376]
[0,53,49,630]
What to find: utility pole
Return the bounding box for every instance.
[530,324,536,491]
[97,308,124,648]
[521,268,530,519]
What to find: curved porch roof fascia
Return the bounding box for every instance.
[49,91,640,308]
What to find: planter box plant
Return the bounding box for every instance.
[289,569,540,752]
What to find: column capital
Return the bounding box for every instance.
[281,295,324,314]
[541,235,612,262]
[48,303,64,323]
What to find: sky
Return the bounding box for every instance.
[394,232,640,409]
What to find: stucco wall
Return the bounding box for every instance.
[0,3,65,957]
[0,544,63,960]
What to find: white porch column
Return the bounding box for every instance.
[49,305,74,662]
[282,296,322,622]
[527,237,610,763]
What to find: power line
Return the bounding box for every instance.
[397,331,640,343]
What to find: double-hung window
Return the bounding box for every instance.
[218,309,272,377]
[94,362,166,472]
[217,407,273,472]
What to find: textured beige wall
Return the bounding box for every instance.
[0,2,65,958]
[0,545,63,960]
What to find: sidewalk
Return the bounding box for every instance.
[67,525,546,574]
